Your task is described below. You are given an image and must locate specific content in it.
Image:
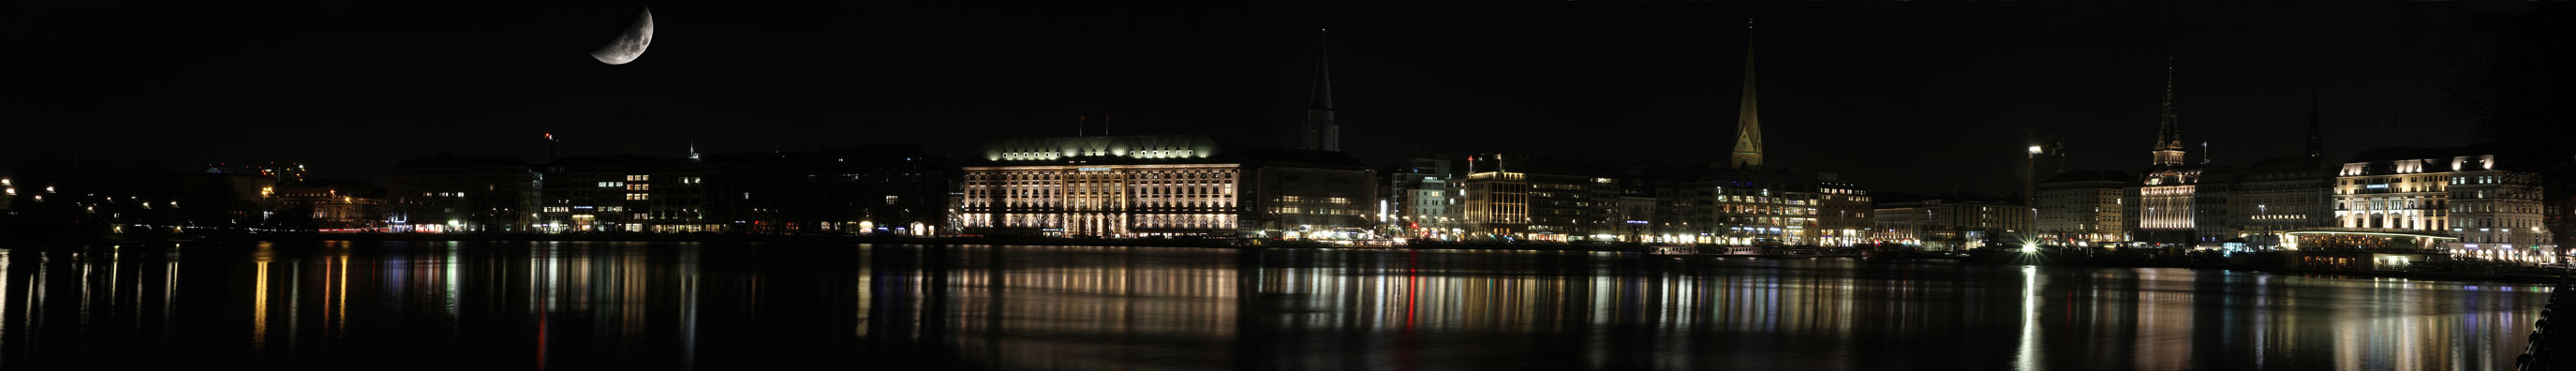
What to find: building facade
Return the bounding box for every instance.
[387,155,540,233]
[1388,157,1459,239]
[960,135,1238,237]
[539,155,660,232]
[2442,155,2554,260]
[1872,199,2032,250]
[2227,157,2334,248]
[2036,171,2132,245]
[269,180,387,230]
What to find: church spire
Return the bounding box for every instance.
[1729,19,1765,170]
[2306,89,2324,158]
[2150,56,2186,166]
[1302,28,1340,152]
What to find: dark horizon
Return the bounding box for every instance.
[7,0,2557,196]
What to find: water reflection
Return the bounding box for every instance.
[0,243,2551,370]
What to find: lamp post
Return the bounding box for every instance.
[2027,145,2043,247]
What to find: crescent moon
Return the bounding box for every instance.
[590,8,653,65]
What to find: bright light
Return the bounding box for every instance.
[2027,145,2043,155]
[2020,244,2037,253]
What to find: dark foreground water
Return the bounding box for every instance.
[0,242,2551,370]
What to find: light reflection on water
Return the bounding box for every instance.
[0,242,2550,370]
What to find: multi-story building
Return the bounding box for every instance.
[2194,168,2238,246]
[2333,154,2451,232]
[1459,171,1532,239]
[539,155,660,232]
[2443,155,2554,260]
[2304,148,2555,262]
[1239,149,1378,239]
[269,179,387,230]
[2036,171,2132,245]
[1870,205,1925,246]
[1387,157,1458,239]
[1814,177,1873,246]
[1872,199,2032,250]
[810,145,957,236]
[387,155,540,233]
[2228,156,2334,248]
[961,134,1380,239]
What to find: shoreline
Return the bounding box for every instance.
[7,234,2565,285]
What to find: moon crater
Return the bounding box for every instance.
[591,8,653,65]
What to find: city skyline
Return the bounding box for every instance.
[6,1,2545,196]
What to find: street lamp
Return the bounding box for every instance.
[2025,144,2043,248]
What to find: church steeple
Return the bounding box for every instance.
[1302,28,1340,152]
[1730,19,1765,171]
[2306,89,2324,158]
[2150,57,2186,166]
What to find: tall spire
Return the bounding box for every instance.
[1730,19,1765,171]
[1303,28,1340,152]
[2150,56,2186,166]
[2306,89,2324,158]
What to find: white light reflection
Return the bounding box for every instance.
[2013,265,2040,371]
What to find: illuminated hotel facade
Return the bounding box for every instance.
[2331,150,2555,261]
[960,135,1239,237]
[956,135,1375,238]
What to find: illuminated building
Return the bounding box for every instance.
[1458,169,1529,238]
[387,155,540,233]
[1458,170,1618,242]
[2137,58,2200,245]
[961,135,1281,238]
[1240,149,1378,239]
[2036,171,2132,245]
[539,155,659,232]
[2329,148,2556,260]
[960,135,1234,237]
[1387,157,1459,239]
[1873,198,2032,250]
[1812,178,1873,246]
[268,180,387,230]
[2332,153,2450,231]
[2442,155,2552,260]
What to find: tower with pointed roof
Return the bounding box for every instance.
[2151,57,2186,166]
[1730,19,1765,171]
[1303,29,1340,152]
[2306,90,2324,158]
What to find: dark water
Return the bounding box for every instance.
[0,242,2551,370]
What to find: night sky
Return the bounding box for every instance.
[7,0,2540,195]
